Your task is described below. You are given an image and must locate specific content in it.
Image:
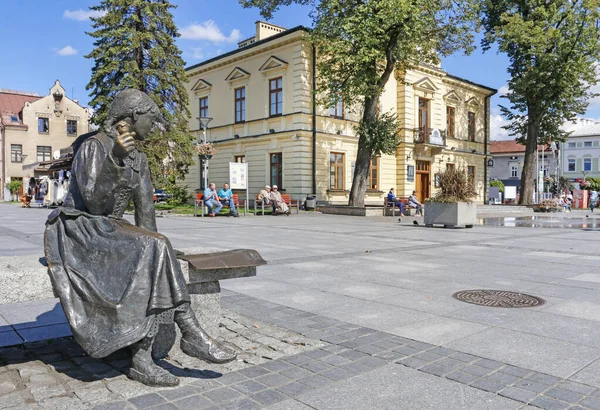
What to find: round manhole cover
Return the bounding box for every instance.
[452,290,545,308]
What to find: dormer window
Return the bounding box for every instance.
[10,115,18,123]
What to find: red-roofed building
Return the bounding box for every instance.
[489,140,558,193]
[1,80,90,200]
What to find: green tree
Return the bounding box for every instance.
[240,0,478,206]
[480,0,600,205]
[490,179,504,193]
[85,0,193,187]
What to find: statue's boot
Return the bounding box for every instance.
[129,337,179,387]
[174,304,237,364]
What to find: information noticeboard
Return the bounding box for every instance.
[229,162,248,190]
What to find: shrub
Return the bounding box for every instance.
[165,183,191,206]
[430,168,477,203]
[490,179,504,193]
[6,180,22,195]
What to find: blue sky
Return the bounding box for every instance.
[1,0,598,140]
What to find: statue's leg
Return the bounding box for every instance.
[129,336,180,387]
[174,303,237,364]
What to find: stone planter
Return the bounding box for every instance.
[424,201,476,228]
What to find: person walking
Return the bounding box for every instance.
[218,183,239,217]
[203,183,222,216]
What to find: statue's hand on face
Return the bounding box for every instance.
[113,121,136,159]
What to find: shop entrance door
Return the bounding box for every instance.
[416,161,430,203]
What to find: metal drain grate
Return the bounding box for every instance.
[452,290,545,308]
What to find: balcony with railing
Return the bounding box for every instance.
[413,127,447,146]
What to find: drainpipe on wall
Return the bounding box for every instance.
[311,43,317,198]
[484,95,491,204]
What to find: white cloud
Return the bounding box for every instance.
[180,21,241,44]
[191,48,204,60]
[56,45,78,56]
[64,9,106,21]
[498,84,510,97]
[490,107,513,140]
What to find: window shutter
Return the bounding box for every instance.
[576,158,583,171]
[593,141,599,148]
[593,158,599,172]
[577,142,583,148]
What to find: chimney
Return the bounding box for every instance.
[255,21,286,41]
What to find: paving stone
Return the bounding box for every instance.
[581,396,600,410]
[319,354,352,366]
[450,352,479,364]
[545,387,583,403]
[354,344,386,355]
[500,365,532,378]
[462,365,493,377]
[445,370,480,385]
[203,387,242,403]
[298,360,333,374]
[298,374,333,389]
[320,345,346,354]
[74,386,121,405]
[516,379,553,394]
[530,396,570,410]
[237,366,270,379]
[527,373,562,386]
[470,378,507,393]
[249,390,287,406]
[157,385,199,401]
[487,371,522,385]
[474,358,505,370]
[406,341,435,351]
[558,381,595,395]
[301,349,329,360]
[276,381,315,397]
[259,361,292,373]
[413,352,443,363]
[279,366,313,381]
[27,373,60,386]
[29,384,67,402]
[18,365,48,379]
[337,350,369,361]
[170,394,213,410]
[0,381,16,395]
[129,393,167,409]
[39,396,87,410]
[498,386,540,403]
[433,358,464,370]
[223,397,261,410]
[231,380,268,395]
[420,363,453,377]
[93,401,136,410]
[282,355,312,367]
[144,404,178,410]
[391,345,421,357]
[340,360,377,375]
[397,357,428,369]
[428,347,454,357]
[371,350,405,361]
[216,372,249,385]
[319,367,355,381]
[254,373,293,388]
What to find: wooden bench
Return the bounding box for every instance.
[194,193,245,217]
[254,193,300,215]
[383,197,414,216]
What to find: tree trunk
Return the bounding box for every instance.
[348,97,378,207]
[519,111,541,205]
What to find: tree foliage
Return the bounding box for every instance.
[240,0,478,206]
[490,179,505,193]
[480,0,600,204]
[85,0,193,187]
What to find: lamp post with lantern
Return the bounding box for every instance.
[197,116,212,191]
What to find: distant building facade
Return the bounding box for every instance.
[0,80,90,200]
[489,140,558,195]
[561,122,600,181]
[183,22,496,204]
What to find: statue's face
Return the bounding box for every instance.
[133,112,154,140]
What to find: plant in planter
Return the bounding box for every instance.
[6,180,23,202]
[536,198,560,212]
[424,168,477,228]
[194,142,215,159]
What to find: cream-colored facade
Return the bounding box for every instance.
[0,80,90,199]
[184,22,496,204]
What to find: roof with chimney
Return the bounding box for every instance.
[490,140,549,154]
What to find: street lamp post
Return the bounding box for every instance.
[197,116,212,191]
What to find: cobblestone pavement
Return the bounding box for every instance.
[1,293,600,409]
[0,309,325,410]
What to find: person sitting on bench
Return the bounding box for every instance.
[203,182,222,216]
[257,185,276,213]
[218,183,239,217]
[387,188,405,216]
[408,190,423,216]
[270,185,290,215]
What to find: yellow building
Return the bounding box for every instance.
[0,80,90,199]
[184,22,496,205]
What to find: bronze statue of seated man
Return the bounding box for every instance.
[44,89,236,387]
